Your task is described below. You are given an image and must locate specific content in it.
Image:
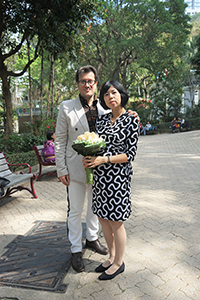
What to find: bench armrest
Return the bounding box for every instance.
[8,162,32,173]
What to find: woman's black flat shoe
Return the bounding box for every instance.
[95,263,112,273]
[98,262,125,280]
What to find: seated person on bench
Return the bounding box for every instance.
[42,130,55,162]
[140,121,152,135]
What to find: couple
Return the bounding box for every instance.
[55,65,139,280]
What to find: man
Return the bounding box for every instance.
[140,121,152,135]
[55,65,138,273]
[171,117,177,133]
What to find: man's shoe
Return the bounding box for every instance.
[86,239,108,255]
[98,262,125,280]
[71,252,85,273]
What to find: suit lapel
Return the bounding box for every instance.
[97,101,111,115]
[73,97,89,132]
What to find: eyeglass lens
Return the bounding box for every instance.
[79,80,96,86]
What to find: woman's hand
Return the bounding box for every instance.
[128,110,140,123]
[83,156,107,168]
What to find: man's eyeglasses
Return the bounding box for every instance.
[78,80,96,86]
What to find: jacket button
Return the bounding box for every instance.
[75,128,78,131]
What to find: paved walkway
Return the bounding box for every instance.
[0,130,200,300]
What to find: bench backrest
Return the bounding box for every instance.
[0,152,13,178]
[32,145,46,163]
[32,145,56,166]
[36,145,44,153]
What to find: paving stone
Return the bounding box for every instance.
[138,268,165,288]
[180,284,200,299]
[118,273,145,290]
[0,131,200,299]
[165,291,192,300]
[136,280,167,299]
[73,282,102,299]
[158,276,188,296]
[115,286,144,299]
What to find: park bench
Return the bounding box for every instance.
[170,121,193,133]
[181,121,193,131]
[32,145,57,181]
[0,152,37,200]
[146,126,158,135]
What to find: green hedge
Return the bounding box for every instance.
[0,133,45,172]
[1,118,200,171]
[0,133,45,154]
[153,117,200,134]
[5,151,39,172]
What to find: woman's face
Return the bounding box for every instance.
[103,85,121,109]
[52,133,55,141]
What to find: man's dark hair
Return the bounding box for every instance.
[99,80,129,110]
[76,65,98,82]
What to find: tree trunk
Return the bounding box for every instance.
[40,47,44,121]
[47,62,51,118]
[47,54,54,118]
[2,71,12,135]
[27,39,33,125]
[51,54,54,119]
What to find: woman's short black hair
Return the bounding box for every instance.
[47,130,54,140]
[99,80,129,110]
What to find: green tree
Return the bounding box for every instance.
[13,47,80,111]
[191,34,200,75]
[80,0,191,91]
[0,0,94,135]
[149,69,184,122]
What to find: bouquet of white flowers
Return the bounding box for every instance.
[72,131,106,184]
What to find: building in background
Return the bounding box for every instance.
[185,0,200,15]
[182,73,200,114]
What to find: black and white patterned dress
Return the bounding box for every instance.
[92,111,139,222]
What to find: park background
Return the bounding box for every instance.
[1,0,200,169]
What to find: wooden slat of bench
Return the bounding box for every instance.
[0,157,7,166]
[5,173,34,187]
[0,153,5,159]
[0,160,7,167]
[36,146,44,150]
[32,145,56,181]
[0,169,12,177]
[36,147,44,157]
[36,146,43,154]
[0,159,12,176]
[0,154,13,176]
[0,163,10,171]
[0,151,37,199]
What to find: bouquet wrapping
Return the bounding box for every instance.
[72,132,106,184]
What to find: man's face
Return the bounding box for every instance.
[77,71,97,101]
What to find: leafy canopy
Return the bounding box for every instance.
[80,0,191,90]
[0,0,95,57]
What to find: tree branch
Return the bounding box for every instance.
[7,38,40,77]
[2,30,29,62]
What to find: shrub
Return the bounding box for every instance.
[39,119,56,136]
[0,133,45,154]
[5,151,38,172]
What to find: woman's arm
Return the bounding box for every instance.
[83,116,139,168]
[83,153,128,168]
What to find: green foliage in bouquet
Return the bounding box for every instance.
[72,132,106,184]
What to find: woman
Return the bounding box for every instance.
[42,130,55,162]
[83,80,139,280]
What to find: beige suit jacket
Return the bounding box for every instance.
[55,96,109,183]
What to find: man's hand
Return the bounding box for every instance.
[128,110,140,123]
[59,175,70,187]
